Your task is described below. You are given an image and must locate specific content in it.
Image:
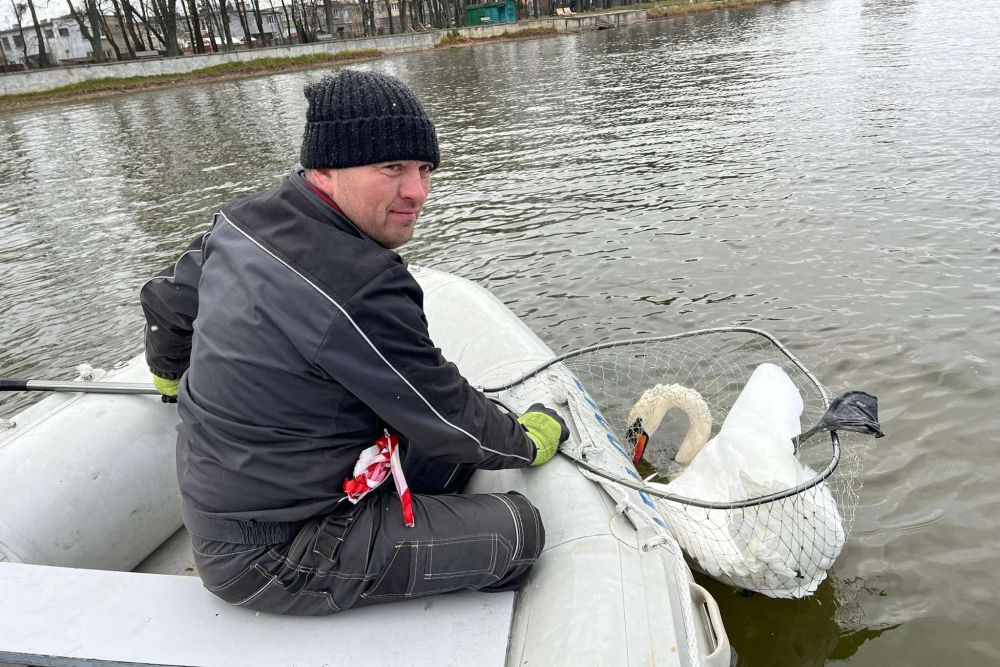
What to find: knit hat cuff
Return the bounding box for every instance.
[300,115,440,169]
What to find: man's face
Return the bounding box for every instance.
[310,161,434,250]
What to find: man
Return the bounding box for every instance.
[140,69,569,615]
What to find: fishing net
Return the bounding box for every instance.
[490,328,878,599]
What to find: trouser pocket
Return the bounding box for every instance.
[208,562,279,606]
[363,533,510,600]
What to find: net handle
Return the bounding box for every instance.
[483,327,844,509]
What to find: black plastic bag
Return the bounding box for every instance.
[794,390,884,448]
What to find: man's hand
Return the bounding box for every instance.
[518,403,570,467]
[152,374,179,404]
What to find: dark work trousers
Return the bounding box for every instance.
[189,448,545,615]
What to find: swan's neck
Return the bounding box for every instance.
[631,384,712,465]
[674,407,712,464]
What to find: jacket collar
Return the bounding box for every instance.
[287,169,366,241]
[285,169,408,267]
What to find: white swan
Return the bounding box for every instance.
[626,363,846,598]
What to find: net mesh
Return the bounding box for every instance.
[551,329,874,598]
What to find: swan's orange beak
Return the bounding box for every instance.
[625,418,649,466]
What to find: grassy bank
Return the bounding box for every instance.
[572,0,785,19]
[644,0,786,19]
[0,49,381,110]
[437,26,559,47]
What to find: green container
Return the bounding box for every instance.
[464,0,518,26]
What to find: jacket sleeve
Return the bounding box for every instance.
[139,229,211,381]
[312,263,536,470]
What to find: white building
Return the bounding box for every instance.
[228,8,294,46]
[0,15,112,67]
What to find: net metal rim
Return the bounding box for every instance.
[484,327,843,510]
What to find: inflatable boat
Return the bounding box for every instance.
[0,266,731,667]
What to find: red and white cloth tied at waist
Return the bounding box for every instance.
[342,431,414,527]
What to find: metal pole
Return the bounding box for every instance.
[0,379,159,395]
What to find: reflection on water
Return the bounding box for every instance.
[2,0,999,664]
[697,576,905,667]
[698,573,901,666]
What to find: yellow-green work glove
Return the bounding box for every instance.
[152,374,180,404]
[518,403,570,467]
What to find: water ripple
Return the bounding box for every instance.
[2,1,1000,663]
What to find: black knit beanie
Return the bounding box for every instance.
[300,70,440,170]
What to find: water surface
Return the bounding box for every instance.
[2,1,999,664]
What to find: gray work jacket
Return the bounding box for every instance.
[140,171,535,544]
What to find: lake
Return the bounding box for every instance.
[1,0,998,664]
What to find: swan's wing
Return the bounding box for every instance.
[721,363,804,439]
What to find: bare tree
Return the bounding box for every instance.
[351,0,373,36]
[122,0,174,56]
[200,0,217,50]
[87,0,104,61]
[409,0,421,31]
[119,0,146,50]
[140,0,157,46]
[321,0,332,35]
[308,0,319,36]
[263,0,283,43]
[249,0,264,44]
[147,0,179,55]
[24,0,49,66]
[185,0,205,52]
[108,0,137,57]
[67,0,106,61]
[235,0,252,47]
[286,0,306,42]
[278,0,293,42]
[382,0,392,33]
[11,1,30,66]
[98,11,123,59]
[179,0,194,50]
[215,0,235,50]
[69,0,116,60]
[294,0,312,40]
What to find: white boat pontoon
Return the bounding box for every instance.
[0,267,731,667]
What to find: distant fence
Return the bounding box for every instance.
[0,11,648,97]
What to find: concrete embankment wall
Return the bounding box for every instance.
[460,9,646,38]
[0,32,435,96]
[0,11,647,97]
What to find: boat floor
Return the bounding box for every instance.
[133,526,199,577]
[0,527,515,667]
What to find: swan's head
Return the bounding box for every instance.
[625,383,712,465]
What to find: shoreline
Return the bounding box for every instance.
[0,50,384,111]
[0,0,785,111]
